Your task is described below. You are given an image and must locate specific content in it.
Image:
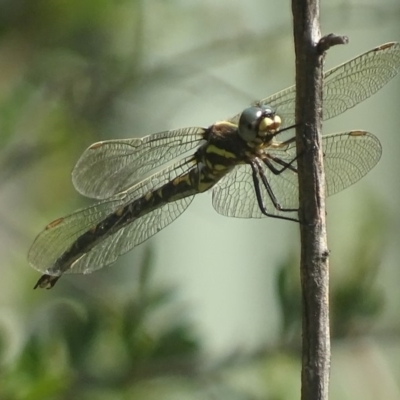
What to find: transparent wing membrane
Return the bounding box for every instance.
[63,196,193,275]
[228,42,400,128]
[29,157,196,275]
[212,131,381,219]
[72,127,205,199]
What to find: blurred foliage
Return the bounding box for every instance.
[276,195,388,344]
[0,252,201,400]
[0,219,395,399]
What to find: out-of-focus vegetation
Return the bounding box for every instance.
[0,215,393,400]
[1,1,399,399]
[1,252,202,400]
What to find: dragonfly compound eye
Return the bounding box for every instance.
[238,106,263,141]
[238,105,278,141]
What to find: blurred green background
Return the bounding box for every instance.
[1,0,399,399]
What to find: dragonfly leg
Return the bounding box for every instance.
[263,154,298,174]
[250,160,299,222]
[254,158,299,214]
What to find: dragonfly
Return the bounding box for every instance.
[29,42,400,289]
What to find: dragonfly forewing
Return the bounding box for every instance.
[72,127,205,199]
[228,42,400,129]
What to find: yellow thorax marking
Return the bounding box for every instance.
[206,144,236,159]
[212,164,229,171]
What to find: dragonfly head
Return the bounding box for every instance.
[238,105,281,143]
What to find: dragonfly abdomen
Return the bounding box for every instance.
[34,170,200,289]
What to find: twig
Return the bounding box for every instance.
[291,2,346,400]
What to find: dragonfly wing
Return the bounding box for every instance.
[212,131,381,218]
[72,127,205,199]
[64,195,194,275]
[321,130,381,196]
[322,42,400,121]
[228,42,400,129]
[212,162,299,219]
[29,157,196,275]
[29,196,126,274]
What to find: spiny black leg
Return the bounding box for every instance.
[254,159,282,206]
[254,159,299,215]
[262,135,301,175]
[263,155,298,175]
[250,161,299,223]
[270,125,298,138]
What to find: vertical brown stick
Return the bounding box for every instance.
[291,1,332,400]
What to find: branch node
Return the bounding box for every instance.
[317,34,349,54]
